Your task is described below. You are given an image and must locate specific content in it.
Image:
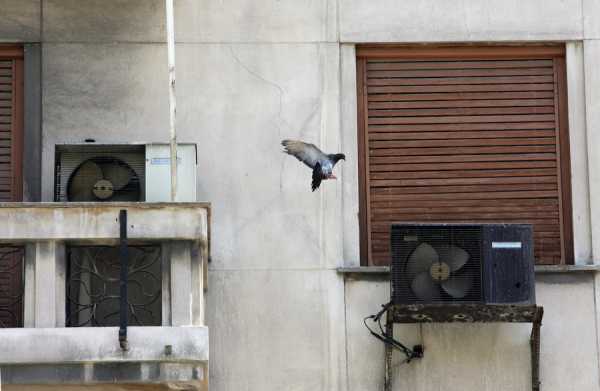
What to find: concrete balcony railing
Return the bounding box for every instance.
[0,202,210,390]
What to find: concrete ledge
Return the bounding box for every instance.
[534,264,600,273]
[338,264,600,277]
[0,326,209,365]
[337,266,390,275]
[0,202,210,243]
[0,362,207,388]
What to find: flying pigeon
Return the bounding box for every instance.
[281,139,345,191]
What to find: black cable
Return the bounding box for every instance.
[364,302,424,363]
[363,316,414,360]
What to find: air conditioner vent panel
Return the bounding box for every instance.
[55,145,146,202]
[392,224,483,304]
[67,157,141,202]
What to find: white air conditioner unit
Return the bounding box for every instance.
[55,143,197,202]
[145,144,197,202]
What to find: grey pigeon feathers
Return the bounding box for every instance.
[281,139,345,191]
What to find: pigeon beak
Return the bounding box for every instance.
[330,174,337,180]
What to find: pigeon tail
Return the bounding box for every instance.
[311,163,322,191]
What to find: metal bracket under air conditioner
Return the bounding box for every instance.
[383,304,544,391]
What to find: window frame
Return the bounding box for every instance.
[356,44,574,266]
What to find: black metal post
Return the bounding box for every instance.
[119,210,129,351]
[531,306,544,391]
[384,311,393,391]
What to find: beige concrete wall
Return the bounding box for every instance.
[346,274,600,391]
[339,0,584,42]
[1,1,600,391]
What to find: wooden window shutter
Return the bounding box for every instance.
[357,45,573,266]
[0,46,24,327]
[0,45,23,202]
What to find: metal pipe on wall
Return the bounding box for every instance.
[118,210,129,351]
[165,0,178,201]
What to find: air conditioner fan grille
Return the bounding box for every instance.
[391,224,483,304]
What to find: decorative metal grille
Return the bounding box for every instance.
[66,245,162,327]
[0,247,24,328]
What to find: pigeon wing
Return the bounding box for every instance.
[281,139,325,169]
[311,162,323,192]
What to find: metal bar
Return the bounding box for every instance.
[384,312,393,391]
[119,210,129,350]
[530,306,544,391]
[165,0,178,201]
[384,303,544,390]
[388,303,540,323]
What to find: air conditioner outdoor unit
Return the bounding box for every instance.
[390,223,535,305]
[54,143,197,202]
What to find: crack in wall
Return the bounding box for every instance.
[228,46,288,191]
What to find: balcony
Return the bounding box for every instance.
[0,202,210,390]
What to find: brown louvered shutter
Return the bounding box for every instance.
[0,47,23,202]
[0,46,23,327]
[357,46,573,266]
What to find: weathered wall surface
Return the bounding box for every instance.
[339,0,584,42]
[346,275,600,391]
[1,0,600,390]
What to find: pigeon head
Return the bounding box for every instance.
[329,153,346,164]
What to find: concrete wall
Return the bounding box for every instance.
[346,274,600,391]
[1,0,600,390]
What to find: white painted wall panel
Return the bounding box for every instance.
[584,0,600,39]
[43,0,165,43]
[566,42,592,264]
[43,0,337,43]
[0,0,40,42]
[340,0,583,43]
[584,39,600,262]
[206,270,346,391]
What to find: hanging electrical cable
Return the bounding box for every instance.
[363,302,424,363]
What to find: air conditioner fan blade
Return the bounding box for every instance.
[411,271,441,301]
[437,245,470,272]
[441,272,474,298]
[100,162,132,190]
[68,160,103,201]
[406,243,439,280]
[110,192,139,201]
